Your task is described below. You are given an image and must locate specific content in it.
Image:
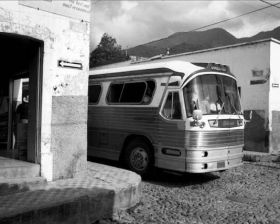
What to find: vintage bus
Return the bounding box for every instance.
[88,61,244,176]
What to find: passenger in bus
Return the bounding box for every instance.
[191,91,199,112]
[210,85,223,113]
[143,87,152,103]
[210,100,222,113]
[200,95,211,114]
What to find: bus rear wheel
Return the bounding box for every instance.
[124,139,153,176]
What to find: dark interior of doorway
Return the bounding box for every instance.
[0,33,42,163]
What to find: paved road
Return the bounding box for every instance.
[95,161,280,224]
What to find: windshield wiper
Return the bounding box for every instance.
[227,94,242,121]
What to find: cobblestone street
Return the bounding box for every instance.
[97,160,280,224]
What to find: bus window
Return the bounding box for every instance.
[162,92,182,119]
[107,80,156,104]
[107,83,124,103]
[88,84,102,104]
[120,82,146,103]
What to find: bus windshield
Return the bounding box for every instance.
[183,74,241,117]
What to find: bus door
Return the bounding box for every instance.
[157,90,186,172]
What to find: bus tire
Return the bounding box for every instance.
[124,139,153,177]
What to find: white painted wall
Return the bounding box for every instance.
[269,40,280,153]
[269,41,280,116]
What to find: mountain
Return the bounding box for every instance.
[127,26,280,58]
[238,26,280,43]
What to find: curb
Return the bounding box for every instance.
[0,188,116,224]
[0,177,47,196]
[243,152,280,163]
[0,162,142,224]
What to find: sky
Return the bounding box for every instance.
[90,0,280,51]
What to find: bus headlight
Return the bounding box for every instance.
[199,121,205,128]
[202,151,208,157]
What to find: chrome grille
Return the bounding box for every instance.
[186,129,244,148]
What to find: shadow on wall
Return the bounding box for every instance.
[244,110,269,153]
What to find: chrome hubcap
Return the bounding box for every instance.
[130,147,148,171]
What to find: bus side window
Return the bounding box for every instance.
[162,92,182,120]
[120,82,146,103]
[88,84,102,104]
[107,83,124,103]
[107,80,156,104]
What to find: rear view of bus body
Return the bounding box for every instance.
[88,61,244,176]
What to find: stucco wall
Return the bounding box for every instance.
[0,1,90,180]
[269,41,280,153]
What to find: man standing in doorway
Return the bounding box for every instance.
[15,92,29,160]
[16,93,29,124]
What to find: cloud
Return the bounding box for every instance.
[225,1,280,37]
[121,1,138,11]
[90,1,280,51]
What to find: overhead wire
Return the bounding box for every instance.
[259,0,280,10]
[185,1,280,32]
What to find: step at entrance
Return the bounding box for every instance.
[0,157,40,179]
[0,176,46,196]
[0,157,43,195]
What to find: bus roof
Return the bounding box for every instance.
[89,60,234,82]
[89,61,201,79]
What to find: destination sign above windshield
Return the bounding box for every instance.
[207,63,229,73]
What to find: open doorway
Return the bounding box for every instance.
[0,33,43,163]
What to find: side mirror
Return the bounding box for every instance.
[193,109,203,120]
[244,110,253,123]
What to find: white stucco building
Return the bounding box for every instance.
[0,1,90,181]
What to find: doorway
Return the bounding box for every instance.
[0,33,43,163]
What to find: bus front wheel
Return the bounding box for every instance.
[124,139,153,176]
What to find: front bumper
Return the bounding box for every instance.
[185,145,244,173]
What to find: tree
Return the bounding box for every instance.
[90,33,129,68]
